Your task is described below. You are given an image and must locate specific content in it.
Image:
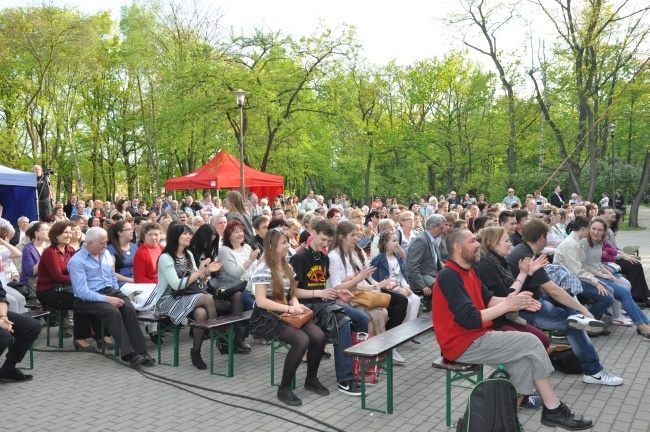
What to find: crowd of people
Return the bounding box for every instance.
[0,182,646,430]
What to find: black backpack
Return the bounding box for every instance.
[456,368,523,432]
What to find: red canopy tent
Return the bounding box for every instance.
[165,150,284,199]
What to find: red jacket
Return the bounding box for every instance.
[133,243,164,283]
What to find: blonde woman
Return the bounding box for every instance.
[249,227,327,406]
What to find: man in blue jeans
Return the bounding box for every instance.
[507,218,623,386]
[290,219,367,396]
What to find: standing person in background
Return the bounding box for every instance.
[225,190,256,247]
[34,165,53,222]
[614,189,625,220]
[502,188,521,209]
[550,185,564,208]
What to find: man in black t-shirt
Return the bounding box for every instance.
[290,219,368,397]
[506,219,623,386]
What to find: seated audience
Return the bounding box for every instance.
[434,228,592,430]
[155,224,224,369]
[107,220,139,287]
[36,221,106,351]
[249,227,328,406]
[0,227,25,313]
[68,227,155,367]
[133,222,164,284]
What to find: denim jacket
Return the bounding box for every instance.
[371,253,408,284]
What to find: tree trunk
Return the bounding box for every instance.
[628,149,650,228]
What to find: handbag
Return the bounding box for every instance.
[352,332,382,385]
[207,272,247,300]
[170,270,205,299]
[272,309,314,329]
[53,283,74,295]
[547,345,582,374]
[7,281,30,298]
[353,291,391,309]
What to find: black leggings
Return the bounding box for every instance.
[213,292,247,341]
[382,290,408,330]
[36,289,102,340]
[277,322,326,389]
[617,259,650,300]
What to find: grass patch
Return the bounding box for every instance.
[619,221,647,231]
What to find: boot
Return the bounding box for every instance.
[190,348,207,370]
[235,325,251,353]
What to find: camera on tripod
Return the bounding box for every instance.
[42,167,55,176]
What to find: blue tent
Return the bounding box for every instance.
[0,165,37,226]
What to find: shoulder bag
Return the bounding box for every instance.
[272,309,314,329]
[207,272,247,300]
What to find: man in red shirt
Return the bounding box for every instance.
[433,228,592,430]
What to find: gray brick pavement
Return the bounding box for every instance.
[5,206,650,431]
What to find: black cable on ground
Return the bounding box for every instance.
[32,348,350,432]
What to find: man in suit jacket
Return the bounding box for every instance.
[550,185,564,208]
[405,214,445,299]
[9,217,29,247]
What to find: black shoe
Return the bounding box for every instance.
[277,387,302,406]
[304,377,330,396]
[0,368,33,383]
[322,350,332,358]
[337,380,362,396]
[149,333,163,345]
[588,329,611,337]
[216,339,228,355]
[235,339,251,353]
[128,354,147,368]
[190,349,207,370]
[541,401,593,430]
[140,353,156,367]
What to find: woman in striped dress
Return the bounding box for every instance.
[156,224,222,370]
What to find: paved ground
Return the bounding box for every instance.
[5,208,650,432]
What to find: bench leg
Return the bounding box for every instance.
[156,322,180,367]
[271,340,296,389]
[358,352,392,415]
[100,324,119,357]
[446,370,452,427]
[444,365,484,428]
[209,326,235,377]
[47,310,65,349]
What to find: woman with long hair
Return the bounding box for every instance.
[188,224,249,353]
[225,190,255,247]
[475,226,550,345]
[36,221,106,351]
[371,231,420,324]
[328,221,408,361]
[109,198,130,220]
[156,224,222,370]
[20,222,50,301]
[583,217,650,338]
[107,220,138,286]
[249,227,327,406]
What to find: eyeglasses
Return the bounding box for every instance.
[120,228,134,233]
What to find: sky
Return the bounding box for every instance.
[0,0,542,67]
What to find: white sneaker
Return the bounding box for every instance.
[566,314,605,333]
[392,349,406,364]
[612,317,633,326]
[582,369,624,386]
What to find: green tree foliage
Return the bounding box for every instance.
[0,0,648,225]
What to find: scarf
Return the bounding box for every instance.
[479,249,515,287]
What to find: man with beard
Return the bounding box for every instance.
[433,228,592,430]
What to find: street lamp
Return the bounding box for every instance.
[609,123,616,205]
[232,89,249,197]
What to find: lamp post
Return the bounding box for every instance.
[609,123,616,204]
[232,89,249,197]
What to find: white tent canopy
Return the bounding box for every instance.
[0,165,36,187]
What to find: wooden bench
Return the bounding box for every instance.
[12,310,50,370]
[344,314,433,414]
[190,310,252,377]
[623,245,640,256]
[138,313,181,367]
[432,357,484,427]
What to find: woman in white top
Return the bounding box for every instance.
[249,227,327,407]
[217,219,260,290]
[397,211,417,255]
[328,221,407,337]
[369,218,405,261]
